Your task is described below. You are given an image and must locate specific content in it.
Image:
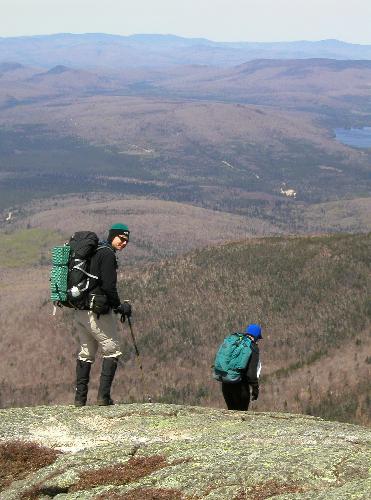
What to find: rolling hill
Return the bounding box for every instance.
[1,230,370,426]
[0,94,369,210]
[0,55,370,213]
[149,59,371,118]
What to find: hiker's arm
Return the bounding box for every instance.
[99,251,121,309]
[246,346,260,388]
[247,347,260,400]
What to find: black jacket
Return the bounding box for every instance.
[89,243,121,309]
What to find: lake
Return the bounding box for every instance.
[335,127,371,148]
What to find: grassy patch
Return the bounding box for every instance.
[0,228,62,267]
[0,440,60,491]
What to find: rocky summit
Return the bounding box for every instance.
[0,403,370,499]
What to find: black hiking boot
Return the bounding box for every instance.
[97,357,118,406]
[74,359,92,407]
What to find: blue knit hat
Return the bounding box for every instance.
[245,324,262,339]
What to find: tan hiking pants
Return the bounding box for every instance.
[73,310,122,363]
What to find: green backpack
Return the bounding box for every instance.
[50,231,99,308]
[213,333,253,383]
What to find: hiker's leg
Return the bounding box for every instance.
[87,310,122,359]
[74,310,99,363]
[73,311,98,406]
[222,382,239,410]
[236,382,251,411]
[74,359,92,407]
[97,357,119,405]
[222,382,250,411]
[87,311,122,405]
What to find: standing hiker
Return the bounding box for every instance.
[213,324,262,411]
[73,223,132,407]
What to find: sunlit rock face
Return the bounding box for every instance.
[0,403,370,499]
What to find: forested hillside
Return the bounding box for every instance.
[1,232,369,426]
[1,57,371,212]
[120,232,371,425]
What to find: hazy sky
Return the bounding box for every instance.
[1,0,371,43]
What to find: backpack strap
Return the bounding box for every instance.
[96,243,116,255]
[96,243,118,267]
[71,259,98,280]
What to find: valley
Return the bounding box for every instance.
[1,57,371,214]
[0,34,370,427]
[1,228,370,426]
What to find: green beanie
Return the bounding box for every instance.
[108,223,130,243]
[110,223,129,232]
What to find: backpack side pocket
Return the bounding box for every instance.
[88,293,110,315]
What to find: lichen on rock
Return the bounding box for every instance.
[0,403,370,499]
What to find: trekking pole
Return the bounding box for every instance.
[122,315,152,403]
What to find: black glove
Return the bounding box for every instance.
[114,302,132,322]
[251,386,259,401]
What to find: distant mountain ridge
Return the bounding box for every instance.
[1,33,371,68]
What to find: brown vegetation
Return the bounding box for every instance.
[20,454,188,498]
[70,455,168,492]
[0,440,60,491]
[97,489,184,499]
[21,482,69,500]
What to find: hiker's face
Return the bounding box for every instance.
[112,235,129,251]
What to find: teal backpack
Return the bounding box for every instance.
[213,333,253,383]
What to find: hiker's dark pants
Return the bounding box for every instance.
[222,381,251,411]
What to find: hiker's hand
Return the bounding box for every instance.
[122,301,132,318]
[115,302,132,318]
[251,386,259,401]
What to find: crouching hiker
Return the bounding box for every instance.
[73,223,132,407]
[213,324,262,411]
